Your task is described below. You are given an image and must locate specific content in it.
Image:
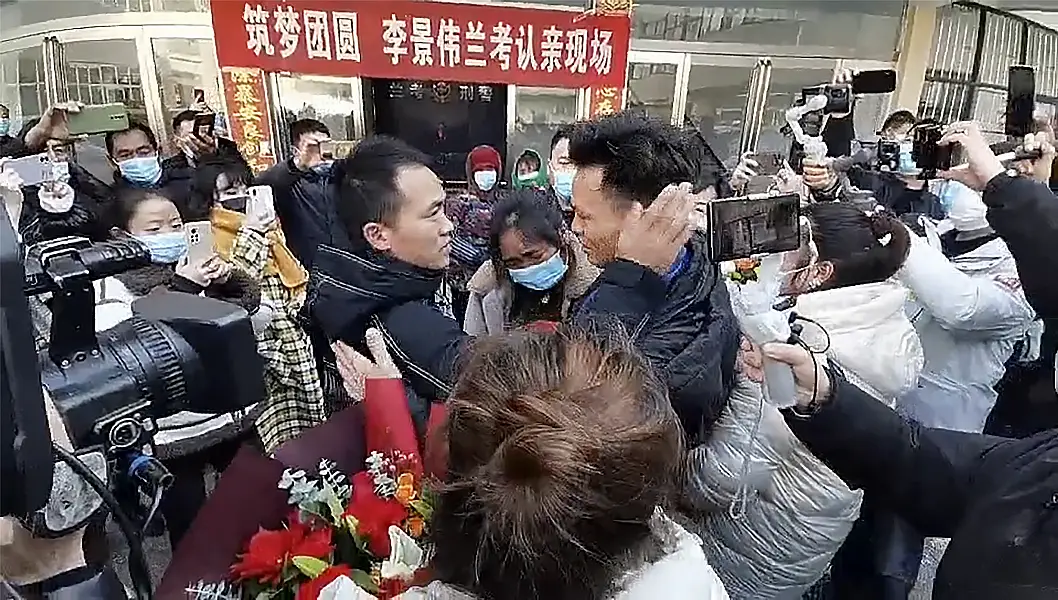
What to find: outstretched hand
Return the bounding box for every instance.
[333,328,401,402]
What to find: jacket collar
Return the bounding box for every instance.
[310,244,444,340]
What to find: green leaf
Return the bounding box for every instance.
[291,556,328,579]
[350,569,379,593]
[409,499,433,521]
[322,483,345,524]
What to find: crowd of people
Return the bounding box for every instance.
[0,73,1057,600]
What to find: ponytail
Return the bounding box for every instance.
[806,203,910,291]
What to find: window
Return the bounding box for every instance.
[626,61,679,123]
[152,38,224,136]
[921,3,1058,127]
[508,87,578,167]
[0,47,46,128]
[4,0,207,29]
[683,62,754,165]
[631,2,903,61]
[276,75,359,147]
[62,40,147,124]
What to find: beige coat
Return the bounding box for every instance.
[462,240,599,335]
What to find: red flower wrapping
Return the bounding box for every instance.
[344,472,408,557]
[230,517,333,584]
[296,565,353,600]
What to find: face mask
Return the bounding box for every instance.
[135,230,187,264]
[553,171,574,199]
[118,155,162,187]
[474,169,498,191]
[509,252,568,291]
[0,118,9,136]
[897,141,918,175]
[220,193,249,212]
[311,158,332,174]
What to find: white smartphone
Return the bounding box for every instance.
[184,221,215,265]
[247,185,276,223]
[3,153,52,187]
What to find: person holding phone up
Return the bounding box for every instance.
[193,154,326,452]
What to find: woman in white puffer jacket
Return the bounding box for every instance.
[684,203,924,600]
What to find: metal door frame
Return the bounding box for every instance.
[627,49,690,125]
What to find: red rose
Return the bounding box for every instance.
[231,518,334,584]
[295,565,353,600]
[343,471,408,556]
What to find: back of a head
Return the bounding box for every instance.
[881,110,918,135]
[568,110,704,207]
[433,327,684,600]
[331,135,430,251]
[807,202,911,290]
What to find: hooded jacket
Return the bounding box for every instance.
[686,280,923,599]
[897,231,1035,433]
[510,148,548,190]
[445,149,506,291]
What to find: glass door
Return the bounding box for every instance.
[756,58,841,155]
[626,50,687,125]
[840,59,898,141]
[681,54,762,166]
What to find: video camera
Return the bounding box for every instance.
[1,206,264,596]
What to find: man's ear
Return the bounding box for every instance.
[362,222,391,252]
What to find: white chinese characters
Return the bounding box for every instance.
[240,3,361,63]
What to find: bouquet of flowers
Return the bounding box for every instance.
[184,451,434,600]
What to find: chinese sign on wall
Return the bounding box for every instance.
[210,0,631,89]
[588,86,624,118]
[220,67,276,173]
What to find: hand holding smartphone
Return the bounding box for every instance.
[246,185,277,231]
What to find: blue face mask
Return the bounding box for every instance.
[118,156,163,187]
[897,141,918,175]
[0,118,9,136]
[312,160,334,175]
[553,171,574,199]
[508,252,568,291]
[135,231,187,264]
[474,169,498,192]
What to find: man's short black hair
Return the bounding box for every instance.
[171,109,197,132]
[289,118,330,145]
[881,110,918,133]
[568,110,709,207]
[104,121,158,156]
[550,125,574,153]
[332,136,431,250]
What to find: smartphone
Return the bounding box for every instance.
[2,153,52,187]
[852,69,897,94]
[912,123,954,178]
[193,112,216,140]
[192,88,206,105]
[748,152,784,176]
[319,140,337,160]
[67,104,129,136]
[247,185,276,224]
[705,192,802,262]
[184,221,215,265]
[1006,65,1036,138]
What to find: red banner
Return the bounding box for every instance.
[220,67,277,173]
[210,0,631,88]
[588,85,624,118]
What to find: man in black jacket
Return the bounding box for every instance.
[310,122,733,439]
[744,340,1057,600]
[256,118,350,271]
[565,111,739,436]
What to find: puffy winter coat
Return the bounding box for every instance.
[898,232,1035,432]
[685,280,924,599]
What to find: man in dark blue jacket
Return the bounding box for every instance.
[255,118,350,270]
